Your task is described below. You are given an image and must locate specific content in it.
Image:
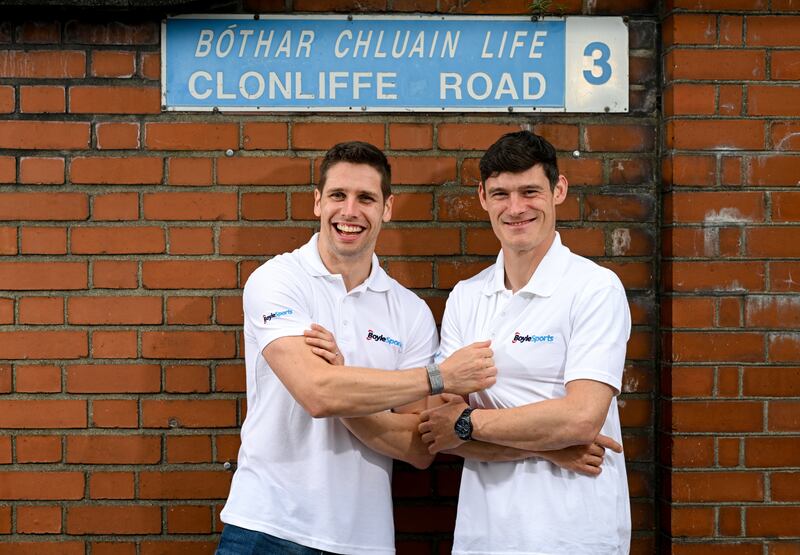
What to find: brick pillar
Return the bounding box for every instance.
[661,4,800,552]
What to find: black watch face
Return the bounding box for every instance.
[455,410,473,440]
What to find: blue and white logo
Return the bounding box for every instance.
[366,329,403,348]
[263,309,293,323]
[512,332,554,344]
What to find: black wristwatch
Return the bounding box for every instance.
[454,407,474,441]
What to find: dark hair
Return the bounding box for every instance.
[317,141,392,199]
[479,131,559,188]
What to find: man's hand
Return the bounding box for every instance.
[303,323,345,366]
[418,393,470,453]
[537,434,622,476]
[438,340,496,395]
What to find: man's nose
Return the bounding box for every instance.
[508,193,526,215]
[340,195,358,217]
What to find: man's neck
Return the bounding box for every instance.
[502,233,556,293]
[317,244,373,292]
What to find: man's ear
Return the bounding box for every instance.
[553,175,568,205]
[313,187,322,217]
[382,194,394,223]
[478,182,488,211]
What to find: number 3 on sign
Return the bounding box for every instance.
[583,41,612,85]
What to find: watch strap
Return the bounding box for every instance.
[425,363,444,395]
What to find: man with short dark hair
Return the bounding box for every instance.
[216,141,497,555]
[419,131,632,554]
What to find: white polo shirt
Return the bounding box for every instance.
[220,234,438,555]
[437,233,631,555]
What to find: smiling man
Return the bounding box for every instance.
[216,141,497,555]
[419,131,632,554]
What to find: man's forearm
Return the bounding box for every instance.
[444,440,538,462]
[340,412,434,469]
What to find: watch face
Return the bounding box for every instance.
[454,409,473,440]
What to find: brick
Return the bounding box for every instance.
[663,84,715,116]
[92,192,139,221]
[19,85,65,113]
[215,364,245,392]
[242,192,286,220]
[386,261,433,289]
[0,364,9,393]
[91,330,137,359]
[769,401,800,431]
[665,262,765,292]
[718,15,743,45]
[717,85,742,116]
[292,123,384,150]
[70,156,163,184]
[437,260,492,289]
[0,85,11,113]
[392,192,433,221]
[17,506,61,533]
[67,505,161,535]
[216,433,241,460]
[142,331,236,359]
[377,228,460,255]
[139,471,232,499]
[744,367,800,396]
[389,123,433,150]
[599,262,653,290]
[143,261,238,289]
[167,505,212,533]
[70,86,160,114]
[145,123,239,151]
[169,227,214,255]
[437,123,522,150]
[746,438,800,467]
[0,194,81,222]
[143,192,237,220]
[15,435,61,463]
[89,472,135,499]
[389,156,456,185]
[665,366,713,396]
[91,50,135,77]
[290,191,316,220]
[666,192,764,223]
[0,50,85,78]
[92,399,138,428]
[584,194,654,222]
[718,436,740,466]
[16,21,60,43]
[749,155,800,186]
[748,227,800,257]
[0,331,87,360]
[671,472,763,502]
[745,295,800,329]
[0,156,15,183]
[558,158,603,186]
[72,227,164,254]
[19,157,65,184]
[67,363,160,393]
[669,120,764,151]
[672,401,763,432]
[167,435,212,463]
[667,331,764,362]
[663,14,716,46]
[0,471,84,499]
[772,472,800,501]
[438,193,485,222]
[140,51,160,80]
[219,227,313,255]
[0,121,89,149]
[666,49,765,80]
[584,125,654,153]
[773,51,800,80]
[747,16,800,46]
[0,297,12,322]
[749,85,800,116]
[168,157,213,186]
[93,260,138,289]
[534,124,580,151]
[20,227,66,254]
[0,543,85,555]
[96,122,140,150]
[609,158,652,185]
[15,364,61,393]
[141,399,237,428]
[667,506,714,536]
[747,506,800,536]
[772,123,800,152]
[215,297,243,326]
[662,436,712,467]
[217,157,310,185]
[242,122,288,150]
[65,21,158,44]
[67,435,160,464]
[167,297,212,326]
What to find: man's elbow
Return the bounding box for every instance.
[567,413,605,445]
[407,452,435,470]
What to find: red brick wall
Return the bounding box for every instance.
[14,0,800,552]
[661,1,800,553]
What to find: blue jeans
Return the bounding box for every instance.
[216,523,338,555]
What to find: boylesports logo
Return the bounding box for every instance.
[512,332,555,344]
[366,329,403,348]
[263,309,293,323]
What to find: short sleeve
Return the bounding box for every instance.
[242,261,315,354]
[564,282,631,394]
[397,301,439,370]
[435,284,464,364]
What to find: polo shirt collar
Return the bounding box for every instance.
[481,232,570,297]
[299,233,390,292]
